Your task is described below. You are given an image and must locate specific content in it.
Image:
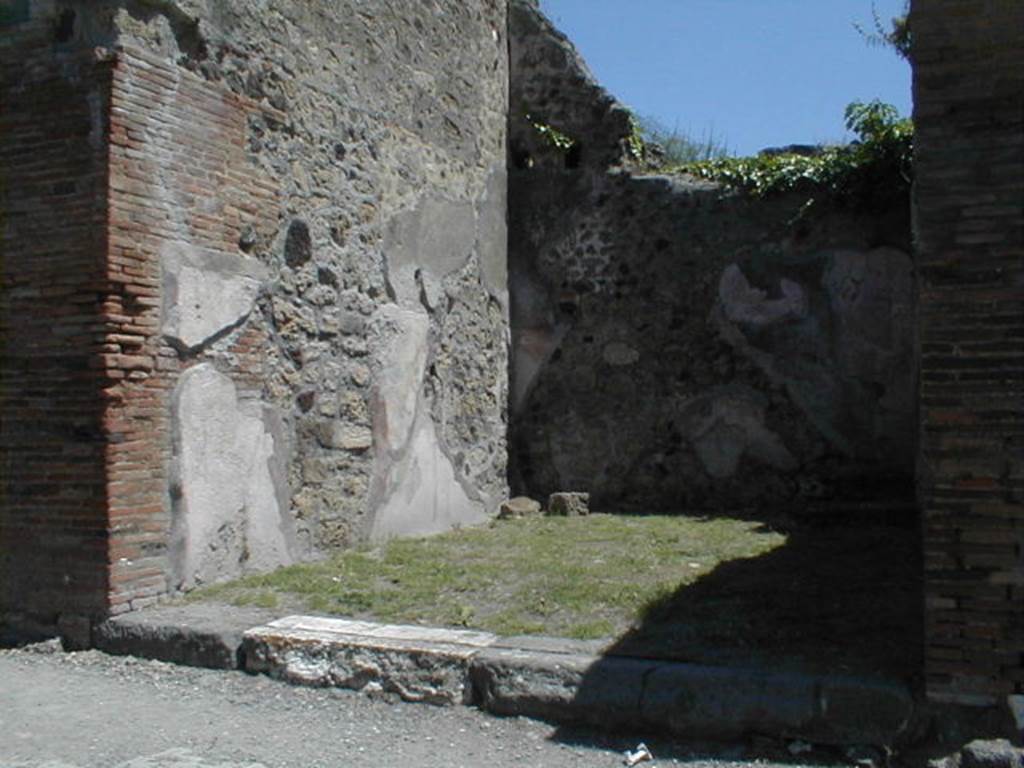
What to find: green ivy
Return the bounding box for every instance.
[675,101,912,212]
[527,114,576,152]
[626,114,645,162]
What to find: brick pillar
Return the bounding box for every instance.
[913,0,1024,708]
[0,32,115,638]
[1,17,277,637]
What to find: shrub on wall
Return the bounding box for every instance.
[676,101,912,214]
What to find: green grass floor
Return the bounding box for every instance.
[187,511,921,680]
[188,513,784,640]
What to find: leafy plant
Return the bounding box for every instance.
[675,100,912,213]
[626,114,645,162]
[844,99,911,146]
[855,1,911,61]
[527,114,576,151]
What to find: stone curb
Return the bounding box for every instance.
[469,646,915,746]
[93,604,279,670]
[92,607,916,747]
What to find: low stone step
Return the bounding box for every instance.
[469,646,654,730]
[469,647,916,746]
[94,604,277,670]
[242,615,497,705]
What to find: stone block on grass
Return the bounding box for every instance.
[498,496,543,520]
[546,492,590,516]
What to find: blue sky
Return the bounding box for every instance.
[537,0,912,156]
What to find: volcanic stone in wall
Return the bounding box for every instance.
[511,175,915,511]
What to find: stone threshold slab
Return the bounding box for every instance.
[241,614,914,746]
[242,615,498,705]
[259,615,497,648]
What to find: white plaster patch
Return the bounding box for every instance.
[719,263,807,326]
[692,422,749,480]
[171,364,294,590]
[680,387,798,479]
[162,243,268,351]
[384,197,476,309]
[368,305,488,539]
[370,412,487,541]
[372,306,430,454]
[476,165,509,305]
[1008,694,1024,733]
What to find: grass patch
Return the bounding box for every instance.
[187,514,785,640]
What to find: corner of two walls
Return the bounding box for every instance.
[3,0,921,630]
[1,0,511,623]
[508,0,916,513]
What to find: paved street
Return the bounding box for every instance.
[0,645,835,768]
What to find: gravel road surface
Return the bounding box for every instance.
[0,644,838,768]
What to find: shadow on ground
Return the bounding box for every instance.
[598,509,923,681]
[545,504,923,753]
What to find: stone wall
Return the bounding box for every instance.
[0,0,509,633]
[509,0,915,514]
[913,0,1024,710]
